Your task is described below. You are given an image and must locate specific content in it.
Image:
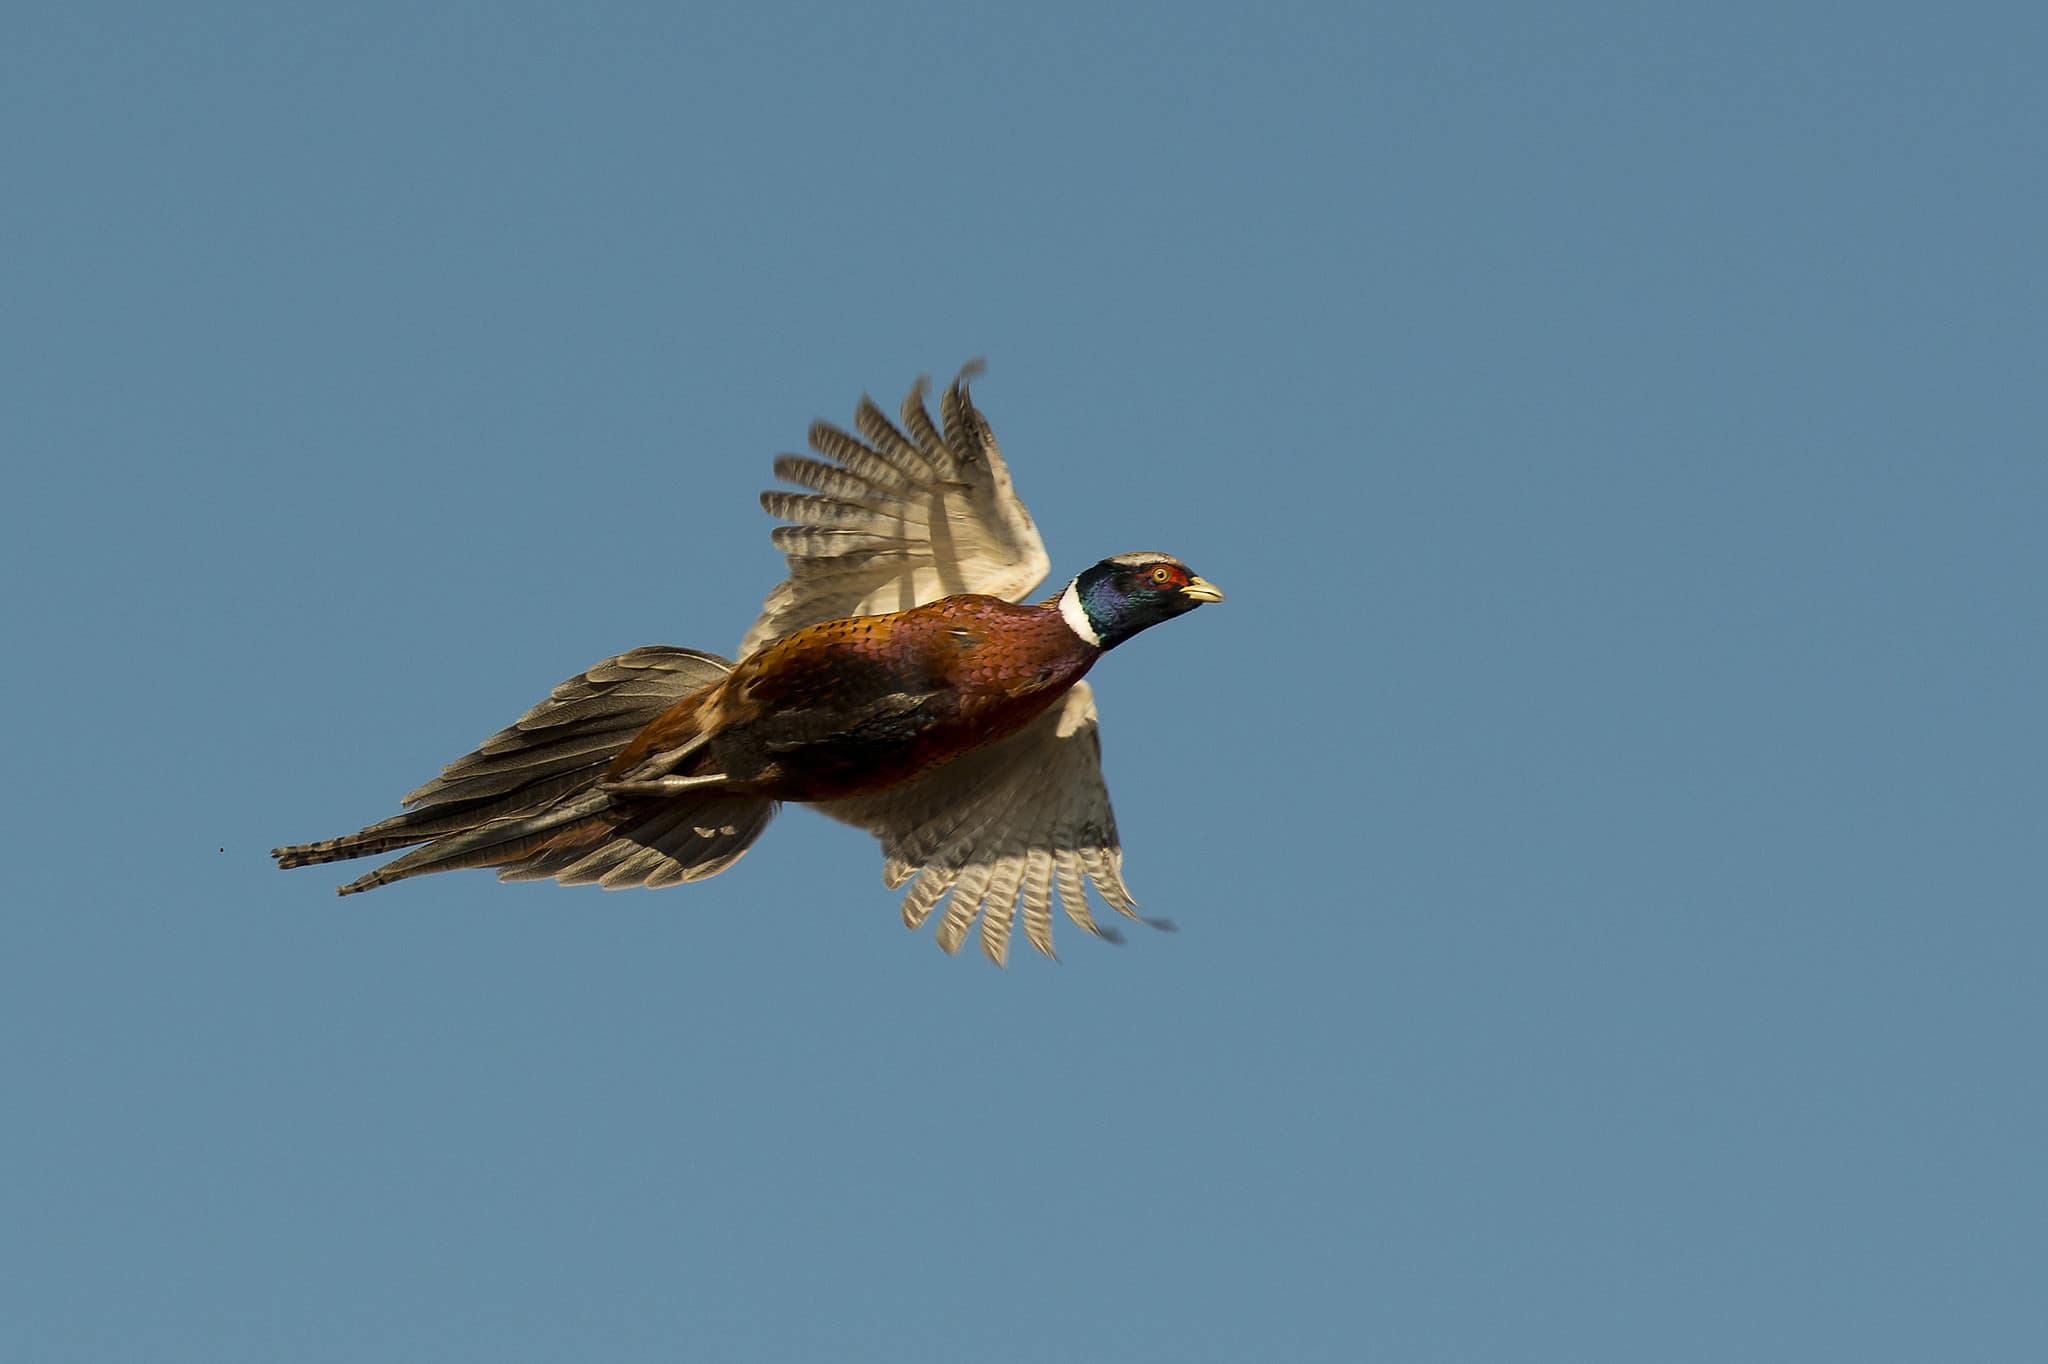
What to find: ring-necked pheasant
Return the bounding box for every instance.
[274,366,1223,963]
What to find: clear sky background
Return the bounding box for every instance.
[5,3,2043,1360]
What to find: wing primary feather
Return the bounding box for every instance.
[760,492,922,535]
[1055,851,1124,945]
[770,454,908,506]
[768,526,906,556]
[940,369,991,469]
[899,376,963,482]
[805,422,925,491]
[1019,849,1057,960]
[1079,844,1141,918]
[900,868,949,931]
[934,858,997,956]
[846,402,937,484]
[977,855,1027,966]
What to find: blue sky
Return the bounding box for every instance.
[5,2,2044,1360]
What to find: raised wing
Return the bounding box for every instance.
[813,683,1169,965]
[740,365,1051,657]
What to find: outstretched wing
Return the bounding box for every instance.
[740,365,1051,657]
[813,683,1168,966]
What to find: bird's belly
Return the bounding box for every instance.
[722,686,1069,803]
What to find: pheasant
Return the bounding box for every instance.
[274,367,1223,963]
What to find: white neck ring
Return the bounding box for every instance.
[1056,580,1103,648]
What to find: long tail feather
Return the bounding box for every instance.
[274,645,775,895]
[335,792,619,896]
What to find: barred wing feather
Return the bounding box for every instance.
[741,367,1051,656]
[814,684,1164,965]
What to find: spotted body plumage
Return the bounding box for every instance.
[274,367,1223,963]
[620,596,1099,805]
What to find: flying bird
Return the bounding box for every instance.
[274,367,1223,963]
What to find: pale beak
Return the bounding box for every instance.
[1180,575,1226,604]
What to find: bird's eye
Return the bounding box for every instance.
[1150,566,1172,585]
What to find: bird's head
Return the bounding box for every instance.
[1057,552,1225,650]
